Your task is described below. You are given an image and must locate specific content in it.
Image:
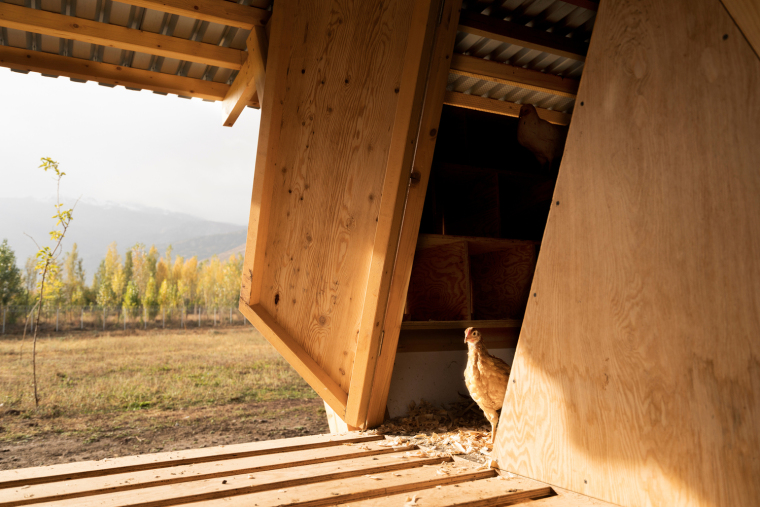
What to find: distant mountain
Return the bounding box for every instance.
[217,242,246,260]
[0,197,246,278]
[160,231,247,263]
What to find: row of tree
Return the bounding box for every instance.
[0,239,243,313]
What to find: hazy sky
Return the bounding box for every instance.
[0,67,261,226]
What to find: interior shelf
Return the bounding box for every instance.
[400,319,522,330]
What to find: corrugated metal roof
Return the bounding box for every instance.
[450,0,597,114]
[0,0,270,98]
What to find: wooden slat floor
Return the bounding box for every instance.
[0,432,614,506]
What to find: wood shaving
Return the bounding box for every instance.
[363,475,382,480]
[374,400,495,465]
[404,494,419,506]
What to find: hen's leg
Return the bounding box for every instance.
[482,407,499,444]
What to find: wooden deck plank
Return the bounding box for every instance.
[0,442,413,506]
[335,476,553,506]
[42,451,455,506]
[0,433,381,489]
[192,463,496,507]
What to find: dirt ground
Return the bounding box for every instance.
[0,398,328,470]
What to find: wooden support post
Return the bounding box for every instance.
[324,401,359,435]
[223,24,268,127]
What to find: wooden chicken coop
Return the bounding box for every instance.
[2,0,760,506]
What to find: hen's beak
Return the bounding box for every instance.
[464,327,472,343]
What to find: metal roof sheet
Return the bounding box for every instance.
[0,0,270,98]
[450,0,596,114]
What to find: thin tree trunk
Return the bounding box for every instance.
[32,266,49,408]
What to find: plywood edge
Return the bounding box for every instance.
[721,0,760,59]
[239,302,348,416]
[364,0,464,428]
[344,0,439,428]
[240,3,290,307]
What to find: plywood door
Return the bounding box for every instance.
[239,0,440,428]
[493,1,760,506]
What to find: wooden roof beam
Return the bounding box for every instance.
[458,10,589,61]
[0,45,230,100]
[0,2,245,70]
[443,90,572,126]
[222,25,267,127]
[450,54,579,98]
[115,0,269,30]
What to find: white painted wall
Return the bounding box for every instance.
[386,348,516,418]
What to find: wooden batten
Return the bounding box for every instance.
[116,0,269,30]
[493,0,760,505]
[364,0,464,428]
[450,54,580,98]
[443,91,572,126]
[240,0,442,429]
[458,10,589,61]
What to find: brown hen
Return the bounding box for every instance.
[517,104,567,174]
[463,327,512,443]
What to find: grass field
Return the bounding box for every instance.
[0,327,323,451]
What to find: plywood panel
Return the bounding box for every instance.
[494,1,760,506]
[240,0,439,427]
[406,241,470,322]
[470,244,536,320]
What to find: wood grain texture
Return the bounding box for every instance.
[240,0,438,428]
[223,25,268,127]
[444,91,572,126]
[721,0,760,58]
[345,0,439,427]
[0,433,381,489]
[198,463,496,507]
[470,244,536,320]
[239,303,348,415]
[405,241,471,322]
[363,0,461,426]
[337,476,553,506]
[39,452,455,506]
[494,1,760,506]
[0,441,410,506]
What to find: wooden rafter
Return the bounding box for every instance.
[116,0,269,30]
[443,90,571,126]
[450,54,579,98]
[0,2,245,70]
[560,0,599,10]
[0,45,231,100]
[223,25,268,127]
[458,10,589,61]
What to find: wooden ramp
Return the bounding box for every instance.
[0,432,609,506]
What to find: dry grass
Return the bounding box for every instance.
[0,327,317,424]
